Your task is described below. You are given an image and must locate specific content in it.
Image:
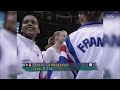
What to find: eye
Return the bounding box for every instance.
[23,20,29,24]
[32,20,37,25]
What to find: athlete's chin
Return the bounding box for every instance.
[26,32,34,35]
[25,31,36,36]
[24,32,36,40]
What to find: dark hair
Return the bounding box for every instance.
[19,14,40,34]
[79,11,103,21]
[22,14,39,26]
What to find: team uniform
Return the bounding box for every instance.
[0,29,22,79]
[40,47,60,79]
[41,46,74,79]
[17,34,43,79]
[103,14,120,79]
[43,47,60,63]
[56,21,104,79]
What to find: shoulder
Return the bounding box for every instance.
[46,47,55,53]
[68,27,87,39]
[34,44,42,53]
[69,30,79,38]
[17,34,24,47]
[69,25,103,39]
[17,34,22,43]
[17,33,21,39]
[67,29,81,42]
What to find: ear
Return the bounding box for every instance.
[79,14,86,23]
[38,29,40,34]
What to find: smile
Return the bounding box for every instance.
[26,27,34,31]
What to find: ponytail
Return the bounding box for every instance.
[45,35,55,49]
[45,31,66,50]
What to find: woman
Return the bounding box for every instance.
[44,30,67,63]
[17,15,43,79]
[0,11,22,79]
[103,12,120,79]
[57,11,104,79]
[41,30,67,79]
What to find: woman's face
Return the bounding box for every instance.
[21,15,39,40]
[5,13,17,33]
[79,14,87,24]
[57,31,67,43]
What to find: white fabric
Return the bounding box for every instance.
[103,17,120,79]
[0,29,22,79]
[73,24,104,79]
[42,47,60,79]
[17,34,43,79]
[57,23,104,79]
[43,47,60,63]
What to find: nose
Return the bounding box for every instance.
[27,21,33,26]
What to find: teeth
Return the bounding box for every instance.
[27,28,33,30]
[26,27,34,30]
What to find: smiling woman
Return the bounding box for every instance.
[21,15,40,41]
[17,15,43,79]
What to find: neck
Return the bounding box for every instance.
[80,20,88,25]
[5,28,17,35]
[23,34,35,41]
[53,42,62,50]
